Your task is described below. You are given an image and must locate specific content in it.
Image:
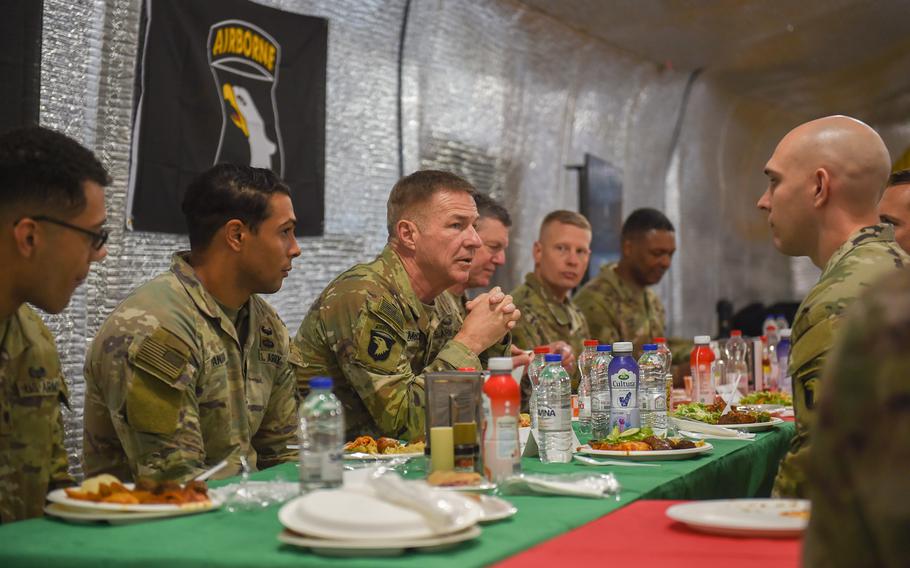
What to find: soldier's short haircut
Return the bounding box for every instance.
[888,169,910,186]
[0,126,110,219]
[621,208,675,240]
[182,163,291,251]
[539,210,591,236]
[386,170,476,237]
[474,193,512,227]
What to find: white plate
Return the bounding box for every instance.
[716,416,785,432]
[277,489,481,540]
[435,481,497,492]
[472,495,517,523]
[577,442,713,461]
[46,485,219,513]
[44,502,218,525]
[343,452,424,461]
[278,526,482,557]
[666,499,809,538]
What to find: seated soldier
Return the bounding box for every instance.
[0,127,109,522]
[510,210,592,408]
[83,164,301,482]
[292,170,520,440]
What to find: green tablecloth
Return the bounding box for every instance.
[0,423,793,567]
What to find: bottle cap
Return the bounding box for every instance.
[653,337,667,343]
[767,324,777,331]
[612,341,633,353]
[488,357,512,371]
[779,328,791,338]
[309,376,333,389]
[533,345,551,354]
[583,339,599,347]
[457,367,477,372]
[694,335,711,344]
[544,354,562,363]
[760,335,768,342]
[730,330,742,337]
[596,344,612,352]
[643,343,657,351]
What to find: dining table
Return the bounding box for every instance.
[0,422,796,567]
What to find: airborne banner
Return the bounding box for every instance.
[127,0,327,236]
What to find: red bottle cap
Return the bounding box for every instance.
[653,337,667,343]
[533,346,551,354]
[730,330,742,336]
[583,339,599,347]
[457,367,477,372]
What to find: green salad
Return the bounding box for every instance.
[590,426,655,445]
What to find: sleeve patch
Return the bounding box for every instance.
[357,321,403,372]
[131,327,191,386]
[126,370,183,435]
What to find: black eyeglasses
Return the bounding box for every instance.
[29,216,109,250]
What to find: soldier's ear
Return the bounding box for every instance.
[396,219,419,251]
[224,219,245,252]
[812,167,830,209]
[12,217,39,258]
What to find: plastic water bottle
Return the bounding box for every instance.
[724,330,749,396]
[576,339,598,435]
[527,345,550,430]
[482,357,521,482]
[777,329,792,395]
[762,314,778,340]
[299,376,344,491]
[609,342,640,432]
[638,344,667,436]
[590,344,613,439]
[690,336,715,404]
[537,354,572,463]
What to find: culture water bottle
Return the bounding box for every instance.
[482,357,521,481]
[609,342,640,432]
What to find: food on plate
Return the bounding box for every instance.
[673,399,771,425]
[427,470,484,487]
[519,413,531,428]
[739,391,793,406]
[780,510,810,519]
[63,475,210,505]
[587,427,704,452]
[343,435,424,455]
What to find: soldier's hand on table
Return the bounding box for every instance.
[458,290,522,354]
[510,344,532,369]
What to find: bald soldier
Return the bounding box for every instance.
[510,210,592,406]
[757,115,910,498]
[804,268,910,568]
[292,171,520,440]
[878,169,910,252]
[84,164,300,482]
[0,127,109,522]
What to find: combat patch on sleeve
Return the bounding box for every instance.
[126,327,193,434]
[358,321,403,372]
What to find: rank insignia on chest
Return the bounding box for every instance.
[368,329,395,361]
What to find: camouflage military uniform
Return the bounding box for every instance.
[0,304,72,523]
[773,224,909,498]
[804,268,910,568]
[83,253,298,482]
[510,272,590,406]
[292,245,487,441]
[575,262,665,349]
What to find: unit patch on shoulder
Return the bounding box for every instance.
[368,329,395,362]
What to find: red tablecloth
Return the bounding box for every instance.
[494,500,802,568]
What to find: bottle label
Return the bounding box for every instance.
[610,368,638,409]
[537,402,570,432]
[494,416,519,460]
